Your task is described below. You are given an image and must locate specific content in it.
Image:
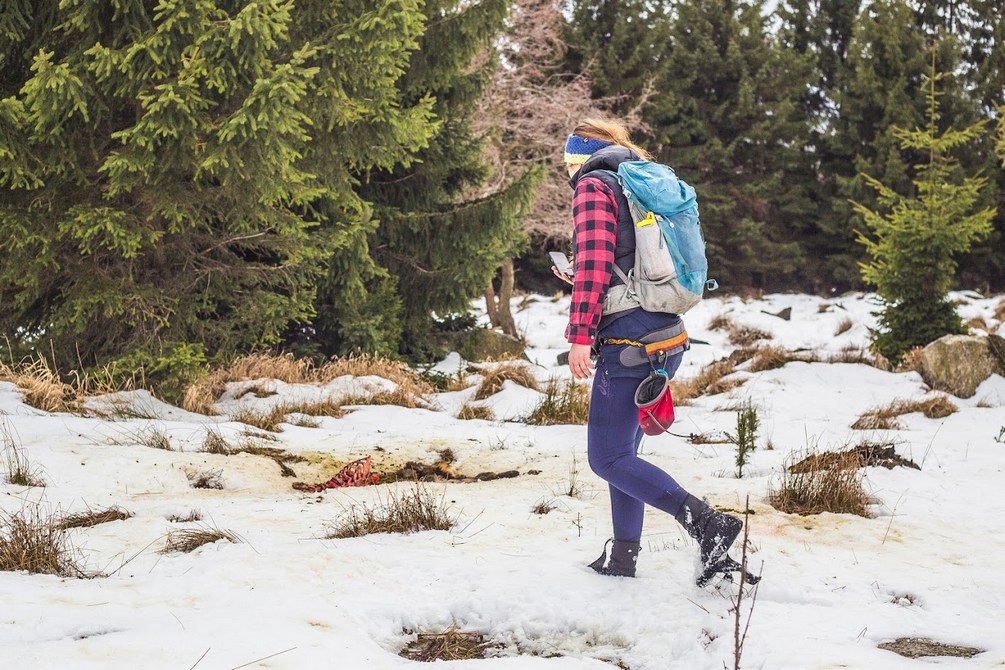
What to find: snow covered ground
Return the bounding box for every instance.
[2,291,1004,669]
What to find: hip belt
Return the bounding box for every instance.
[601,321,689,369]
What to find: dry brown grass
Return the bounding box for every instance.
[2,420,45,487]
[745,346,818,373]
[231,397,349,432]
[687,431,733,445]
[525,380,590,425]
[137,425,173,451]
[232,405,288,432]
[182,352,432,415]
[707,314,734,332]
[789,442,919,472]
[284,399,348,418]
[895,347,925,373]
[707,313,773,346]
[729,325,773,347]
[672,351,755,405]
[457,404,495,421]
[965,316,992,333]
[834,317,854,336]
[1,504,89,577]
[400,627,498,662]
[201,428,234,454]
[185,468,225,490]
[0,358,79,413]
[166,510,203,523]
[768,450,870,517]
[530,498,558,515]
[161,525,240,553]
[57,506,132,530]
[340,387,428,410]
[326,483,455,538]
[852,396,958,430]
[473,362,539,400]
[827,346,886,368]
[994,298,1005,323]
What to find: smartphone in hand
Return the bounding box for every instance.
[549,251,574,277]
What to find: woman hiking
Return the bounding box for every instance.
[555,118,750,586]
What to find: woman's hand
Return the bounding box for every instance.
[551,266,574,285]
[568,343,594,379]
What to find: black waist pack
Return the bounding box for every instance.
[603,321,690,369]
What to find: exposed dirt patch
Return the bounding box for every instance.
[877,637,983,659]
[397,626,631,667]
[389,460,520,483]
[400,628,500,662]
[789,443,919,473]
[290,451,522,492]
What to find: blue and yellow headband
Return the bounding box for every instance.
[564,134,613,165]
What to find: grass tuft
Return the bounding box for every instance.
[746,346,817,373]
[457,403,495,421]
[995,297,1005,324]
[827,346,885,368]
[525,380,590,425]
[672,351,755,404]
[400,626,498,662]
[182,352,432,415]
[473,362,539,400]
[340,387,427,410]
[852,396,958,430]
[0,358,78,413]
[1,420,45,487]
[201,428,233,454]
[166,510,203,523]
[768,450,870,517]
[834,317,854,336]
[57,506,132,530]
[0,503,89,577]
[185,468,224,490]
[530,498,557,515]
[326,483,455,538]
[161,525,240,553]
[729,325,773,346]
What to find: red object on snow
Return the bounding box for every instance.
[293,455,380,492]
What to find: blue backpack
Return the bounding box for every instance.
[608,161,716,314]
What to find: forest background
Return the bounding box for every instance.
[2,0,1004,396]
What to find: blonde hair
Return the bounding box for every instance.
[571,118,653,162]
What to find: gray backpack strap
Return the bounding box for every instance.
[612,263,631,286]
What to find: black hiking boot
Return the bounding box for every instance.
[588,539,641,577]
[674,495,743,585]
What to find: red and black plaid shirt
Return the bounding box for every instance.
[566,175,619,345]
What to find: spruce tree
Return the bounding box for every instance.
[0,0,437,386]
[564,0,670,114]
[326,0,542,358]
[647,0,815,290]
[778,0,865,289]
[949,0,1005,290]
[853,62,995,364]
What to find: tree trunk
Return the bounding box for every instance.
[485,259,518,337]
[496,259,518,337]
[485,280,499,326]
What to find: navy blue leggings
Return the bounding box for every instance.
[587,364,689,543]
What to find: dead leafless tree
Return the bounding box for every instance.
[474,0,653,335]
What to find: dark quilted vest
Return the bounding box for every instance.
[570,144,639,327]
[570,145,640,289]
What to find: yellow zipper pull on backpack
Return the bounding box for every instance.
[637,211,657,228]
